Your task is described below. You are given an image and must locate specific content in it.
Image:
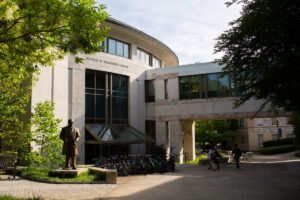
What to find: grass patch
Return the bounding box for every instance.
[0,195,41,200]
[185,155,207,164]
[260,145,295,155]
[21,167,105,182]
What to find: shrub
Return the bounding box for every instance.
[260,145,295,155]
[263,138,294,147]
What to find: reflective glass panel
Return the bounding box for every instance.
[120,98,128,119]
[96,71,105,89]
[108,39,116,54]
[218,74,229,97]
[124,44,129,58]
[96,95,105,118]
[117,41,123,56]
[190,76,200,98]
[207,73,218,97]
[86,70,95,88]
[201,75,206,98]
[85,94,95,118]
[179,76,190,99]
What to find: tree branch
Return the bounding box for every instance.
[0,26,67,43]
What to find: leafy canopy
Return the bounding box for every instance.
[0,0,109,159]
[215,0,300,113]
[196,120,236,148]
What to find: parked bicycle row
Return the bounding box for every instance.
[93,154,176,176]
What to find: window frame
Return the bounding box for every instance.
[85,69,129,125]
[145,80,155,102]
[104,37,131,59]
[178,72,234,100]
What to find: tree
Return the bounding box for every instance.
[0,0,109,157]
[214,0,300,113]
[196,120,236,149]
[31,101,63,167]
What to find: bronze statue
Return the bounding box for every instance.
[60,119,80,170]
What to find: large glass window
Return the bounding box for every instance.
[104,38,130,58]
[179,72,233,99]
[152,56,161,68]
[137,48,161,68]
[108,38,116,55]
[137,49,150,66]
[85,69,128,124]
[179,75,200,99]
[145,80,155,102]
[207,73,218,97]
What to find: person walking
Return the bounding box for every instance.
[208,145,216,170]
[213,145,221,170]
[232,144,242,169]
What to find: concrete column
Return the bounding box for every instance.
[156,121,166,146]
[169,120,183,163]
[71,64,85,164]
[182,120,196,161]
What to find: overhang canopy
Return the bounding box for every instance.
[85,124,154,144]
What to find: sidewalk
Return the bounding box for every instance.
[250,151,300,163]
[0,176,116,200]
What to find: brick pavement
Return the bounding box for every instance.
[0,176,116,200]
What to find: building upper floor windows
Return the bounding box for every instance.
[179,73,234,100]
[137,48,161,68]
[103,38,130,59]
[152,56,161,68]
[137,49,150,65]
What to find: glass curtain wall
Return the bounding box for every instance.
[85,69,128,124]
[179,73,231,99]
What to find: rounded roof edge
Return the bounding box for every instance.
[106,18,179,65]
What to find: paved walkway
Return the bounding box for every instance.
[0,176,116,200]
[103,151,300,200]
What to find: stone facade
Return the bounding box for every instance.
[233,117,294,151]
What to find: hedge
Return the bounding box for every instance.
[260,145,295,155]
[263,138,294,147]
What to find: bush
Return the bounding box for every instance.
[0,195,42,200]
[260,145,295,155]
[263,138,294,147]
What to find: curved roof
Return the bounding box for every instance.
[106,18,179,66]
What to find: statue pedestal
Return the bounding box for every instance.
[53,168,88,177]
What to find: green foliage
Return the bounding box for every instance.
[215,0,300,113]
[0,0,109,160]
[22,167,105,182]
[196,120,236,148]
[31,101,63,167]
[263,138,294,148]
[260,145,295,155]
[186,154,207,164]
[0,195,42,200]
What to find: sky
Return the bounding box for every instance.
[99,0,242,65]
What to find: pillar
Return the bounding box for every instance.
[182,120,196,161]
